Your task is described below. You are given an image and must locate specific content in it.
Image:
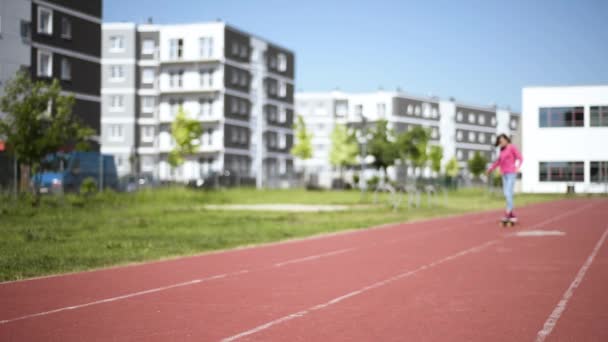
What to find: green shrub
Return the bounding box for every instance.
[80,177,97,197]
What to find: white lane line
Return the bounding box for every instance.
[274,248,355,267]
[535,225,608,342]
[221,239,500,342]
[0,273,230,325]
[0,247,353,325]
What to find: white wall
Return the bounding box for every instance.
[522,85,608,193]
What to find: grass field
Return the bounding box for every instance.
[0,187,563,281]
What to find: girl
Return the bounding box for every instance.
[487,134,523,222]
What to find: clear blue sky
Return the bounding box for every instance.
[104,0,608,112]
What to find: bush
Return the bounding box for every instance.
[80,177,97,197]
[367,176,380,189]
[492,171,502,187]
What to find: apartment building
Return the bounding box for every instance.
[101,22,295,187]
[521,85,608,193]
[295,91,519,188]
[0,0,102,147]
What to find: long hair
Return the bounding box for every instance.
[494,133,511,147]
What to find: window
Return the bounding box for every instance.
[60,58,71,80]
[457,150,463,160]
[456,111,463,121]
[110,95,124,111]
[110,65,124,81]
[169,38,183,59]
[60,17,71,39]
[590,106,608,127]
[141,68,154,84]
[231,98,239,113]
[431,127,439,139]
[468,113,476,123]
[20,20,31,40]
[278,82,287,97]
[142,39,155,55]
[199,37,213,58]
[141,97,155,113]
[279,108,287,123]
[239,100,247,115]
[431,107,439,119]
[199,99,212,116]
[539,107,584,127]
[355,104,363,117]
[37,7,53,35]
[414,105,421,116]
[377,103,386,118]
[336,102,347,117]
[239,45,248,58]
[240,129,248,144]
[590,161,608,182]
[456,130,463,141]
[478,133,486,143]
[37,50,52,77]
[239,72,248,87]
[468,131,475,142]
[407,104,413,115]
[510,119,518,130]
[539,162,584,182]
[231,69,239,84]
[169,99,182,117]
[279,134,286,149]
[200,69,214,87]
[169,70,183,88]
[231,42,239,55]
[141,126,155,143]
[108,125,124,142]
[478,115,486,125]
[491,116,497,126]
[278,53,287,72]
[109,36,124,52]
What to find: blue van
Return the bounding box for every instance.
[34,152,119,193]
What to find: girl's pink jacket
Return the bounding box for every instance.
[488,144,523,175]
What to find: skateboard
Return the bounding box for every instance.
[500,217,517,227]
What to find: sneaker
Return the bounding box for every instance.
[509,211,518,222]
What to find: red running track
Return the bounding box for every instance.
[1,198,607,341]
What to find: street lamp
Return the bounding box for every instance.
[356,112,373,198]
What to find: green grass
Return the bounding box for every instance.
[0,187,563,282]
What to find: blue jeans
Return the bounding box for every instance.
[502,173,516,212]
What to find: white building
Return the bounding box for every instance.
[522,85,608,193]
[296,90,520,188]
[101,22,295,187]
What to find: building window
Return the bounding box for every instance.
[199,99,212,117]
[431,127,439,139]
[239,100,247,115]
[142,39,155,55]
[278,134,286,149]
[278,82,287,97]
[110,95,124,111]
[110,65,124,81]
[141,126,155,143]
[239,72,248,87]
[456,130,463,141]
[414,105,421,116]
[169,38,183,59]
[478,115,485,125]
[20,20,31,40]
[539,162,584,182]
[468,113,476,123]
[109,36,124,52]
[590,106,608,127]
[37,50,53,77]
[279,108,287,123]
[199,37,213,58]
[239,45,248,58]
[37,7,53,35]
[278,53,287,72]
[108,125,124,142]
[60,17,71,39]
[590,161,608,182]
[141,97,155,113]
[431,107,439,119]
[468,131,475,142]
[491,116,497,126]
[377,103,386,118]
[141,68,155,84]
[456,111,463,121]
[60,58,71,80]
[478,133,486,143]
[456,150,463,160]
[169,70,183,88]
[539,107,584,127]
[510,119,518,129]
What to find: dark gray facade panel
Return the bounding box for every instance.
[392,97,440,121]
[455,106,496,127]
[223,123,250,149]
[136,31,159,60]
[44,0,102,18]
[265,43,295,79]
[224,26,251,63]
[224,64,250,93]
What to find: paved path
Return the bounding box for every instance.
[1,198,607,341]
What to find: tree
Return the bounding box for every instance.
[467,151,488,180]
[168,107,203,175]
[329,124,358,184]
[394,126,430,178]
[291,115,313,182]
[445,157,460,178]
[0,71,94,204]
[429,145,444,175]
[368,119,398,177]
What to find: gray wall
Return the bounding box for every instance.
[0,0,31,106]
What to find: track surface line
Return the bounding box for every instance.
[221,240,500,342]
[534,225,608,342]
